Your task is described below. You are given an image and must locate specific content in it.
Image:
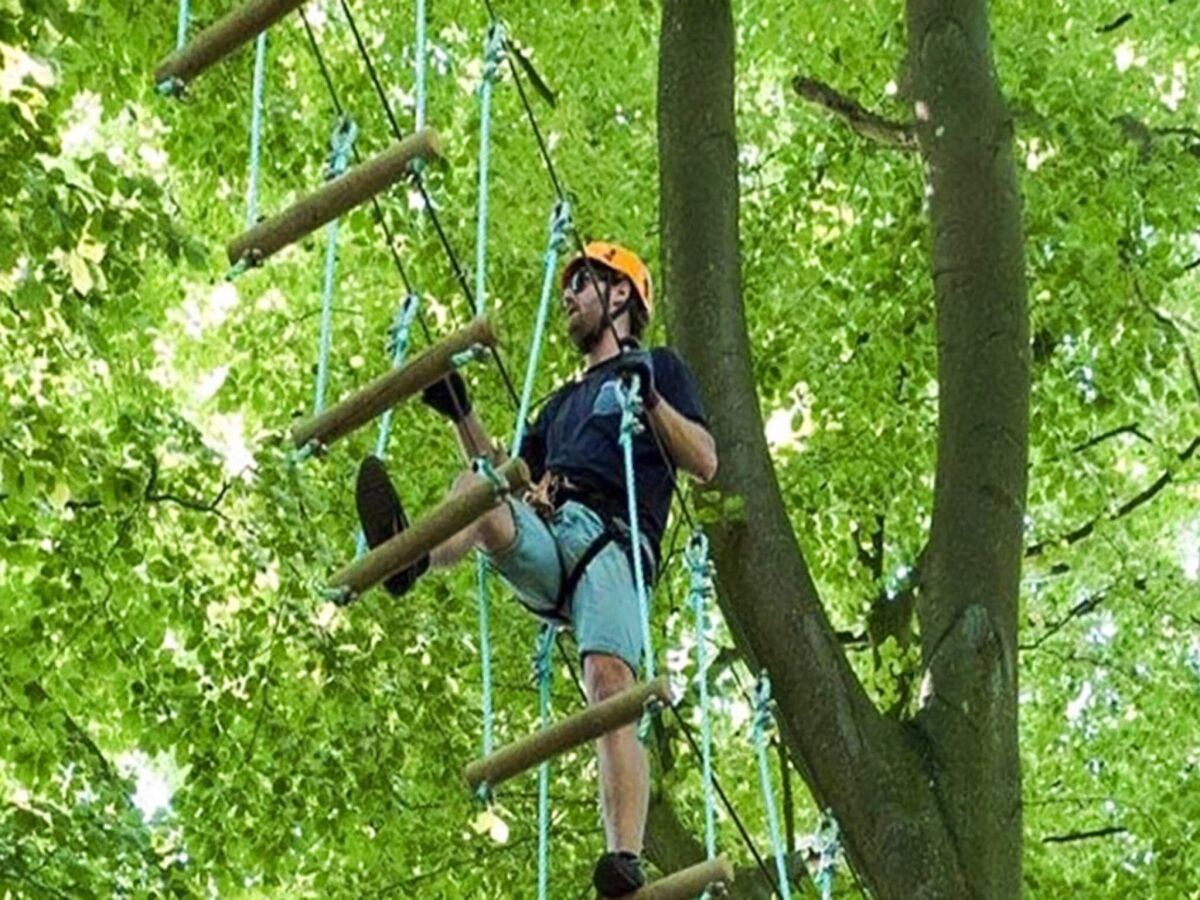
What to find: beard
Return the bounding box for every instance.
[567,309,605,354]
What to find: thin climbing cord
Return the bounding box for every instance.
[534,624,556,900]
[314,116,358,416]
[414,0,428,131]
[480,0,565,200]
[687,534,718,862]
[245,32,268,228]
[335,0,522,412]
[616,377,656,681]
[296,8,485,433]
[298,7,417,302]
[299,4,502,429]
[353,294,422,559]
[174,0,189,49]
[510,201,570,457]
[753,673,793,900]
[474,22,504,319]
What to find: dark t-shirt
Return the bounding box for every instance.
[519,347,708,560]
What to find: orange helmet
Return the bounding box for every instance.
[562,241,654,316]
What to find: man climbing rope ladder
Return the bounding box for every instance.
[355,242,717,896]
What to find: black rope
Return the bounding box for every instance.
[335,0,523,413]
[296,5,417,304]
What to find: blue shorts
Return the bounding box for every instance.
[484,499,652,675]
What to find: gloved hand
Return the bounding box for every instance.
[421,371,472,422]
[615,347,659,410]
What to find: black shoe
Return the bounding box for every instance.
[593,851,646,897]
[355,455,429,597]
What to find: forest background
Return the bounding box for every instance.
[1,0,1198,896]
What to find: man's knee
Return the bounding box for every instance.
[584,653,635,704]
[448,469,515,553]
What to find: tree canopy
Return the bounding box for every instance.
[1,0,1198,896]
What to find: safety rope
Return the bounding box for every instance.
[470,456,510,803]
[313,116,358,416]
[298,9,417,300]
[413,0,427,131]
[353,293,422,559]
[335,0,523,411]
[813,811,840,900]
[753,672,793,900]
[245,32,268,229]
[474,22,505,319]
[511,201,570,456]
[615,377,655,680]
[534,624,556,900]
[174,0,189,49]
[686,533,718,864]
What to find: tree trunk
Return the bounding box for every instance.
[657,0,1029,897]
[906,0,1029,894]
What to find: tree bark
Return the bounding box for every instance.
[658,2,970,897]
[906,1,1029,895]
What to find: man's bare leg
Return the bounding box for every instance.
[585,653,649,853]
[428,468,517,568]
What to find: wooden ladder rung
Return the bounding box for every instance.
[463,678,672,792]
[329,458,530,600]
[630,857,735,900]
[291,316,497,452]
[226,129,442,267]
[154,0,306,88]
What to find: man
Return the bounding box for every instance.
[355,241,717,896]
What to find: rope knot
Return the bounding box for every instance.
[546,199,572,254]
[325,116,359,180]
[481,21,507,84]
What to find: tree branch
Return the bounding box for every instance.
[1019,586,1110,652]
[1026,435,1199,557]
[791,76,918,151]
[1041,826,1127,844]
[1070,423,1153,454]
[1095,12,1133,33]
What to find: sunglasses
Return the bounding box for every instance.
[565,265,611,295]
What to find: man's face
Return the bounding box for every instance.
[562,264,623,352]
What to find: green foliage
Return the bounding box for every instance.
[0,0,1197,897]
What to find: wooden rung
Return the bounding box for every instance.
[463,677,672,791]
[329,458,530,599]
[226,129,442,267]
[630,857,735,900]
[291,316,497,451]
[154,0,306,88]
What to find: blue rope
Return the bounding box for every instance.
[175,0,189,49]
[534,624,556,900]
[511,201,570,456]
[354,293,422,559]
[245,32,268,229]
[753,671,793,900]
[616,377,654,680]
[686,532,718,863]
[314,117,358,417]
[414,0,427,130]
[814,811,840,900]
[475,552,494,798]
[473,22,505,318]
[471,456,511,800]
